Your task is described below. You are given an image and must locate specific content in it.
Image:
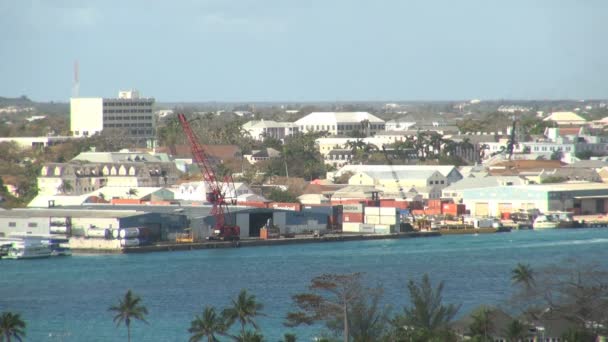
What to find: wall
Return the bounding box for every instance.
[70,98,103,137]
[0,217,50,236]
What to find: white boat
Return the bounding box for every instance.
[533,215,559,229]
[5,242,52,259]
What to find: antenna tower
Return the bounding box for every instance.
[72,60,80,98]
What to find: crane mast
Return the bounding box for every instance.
[177,113,240,240]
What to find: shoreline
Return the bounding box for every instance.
[71,231,441,254]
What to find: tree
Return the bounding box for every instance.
[126,188,138,199]
[503,319,526,342]
[281,333,297,342]
[266,188,298,203]
[468,307,493,342]
[0,312,26,342]
[392,274,459,341]
[109,289,149,342]
[286,273,367,342]
[346,287,391,342]
[188,306,228,342]
[511,263,535,289]
[234,330,265,342]
[58,179,73,195]
[222,289,264,336]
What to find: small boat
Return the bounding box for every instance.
[533,215,559,229]
[5,241,52,259]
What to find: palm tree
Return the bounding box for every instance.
[126,188,138,199]
[503,319,526,342]
[468,307,493,341]
[109,289,148,342]
[222,289,264,336]
[511,263,535,288]
[0,312,26,342]
[188,306,227,342]
[235,330,264,342]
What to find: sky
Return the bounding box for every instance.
[1,0,607,102]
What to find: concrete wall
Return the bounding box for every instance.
[0,217,50,236]
[70,98,103,137]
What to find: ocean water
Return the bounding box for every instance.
[2,229,608,341]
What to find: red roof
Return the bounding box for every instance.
[558,127,581,136]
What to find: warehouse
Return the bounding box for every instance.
[461,182,608,217]
[198,208,329,239]
[0,208,188,241]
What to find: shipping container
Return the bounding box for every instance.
[365,215,380,225]
[343,203,364,213]
[364,206,380,216]
[359,224,375,234]
[379,207,396,216]
[111,198,142,205]
[269,202,301,211]
[342,222,361,233]
[343,212,364,223]
[380,215,397,225]
[374,225,391,235]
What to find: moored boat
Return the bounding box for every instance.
[5,241,52,259]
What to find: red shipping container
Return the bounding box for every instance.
[412,209,425,216]
[111,199,142,205]
[342,212,364,223]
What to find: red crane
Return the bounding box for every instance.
[177,113,240,241]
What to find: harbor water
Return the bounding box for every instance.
[2,228,608,341]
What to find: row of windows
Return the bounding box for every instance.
[301,124,386,131]
[104,109,152,113]
[8,222,37,228]
[104,123,153,128]
[130,129,154,135]
[428,180,445,185]
[103,116,153,121]
[105,102,153,106]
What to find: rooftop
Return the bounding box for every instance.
[295,112,385,125]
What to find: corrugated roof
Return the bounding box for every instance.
[337,164,460,178]
[443,176,526,191]
[358,170,440,180]
[5,208,145,218]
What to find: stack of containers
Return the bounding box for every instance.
[364,207,399,234]
[342,203,364,232]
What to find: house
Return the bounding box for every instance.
[242,120,299,141]
[543,111,586,126]
[324,149,353,168]
[175,181,254,202]
[37,152,181,196]
[244,148,281,164]
[348,170,446,199]
[295,112,385,136]
[332,165,463,185]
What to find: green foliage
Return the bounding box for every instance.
[266,188,298,203]
[541,176,568,184]
[109,289,148,342]
[333,171,354,184]
[503,319,526,342]
[188,306,227,342]
[278,132,326,180]
[222,289,265,336]
[468,307,494,341]
[392,274,459,341]
[575,150,596,160]
[511,263,535,288]
[0,312,26,342]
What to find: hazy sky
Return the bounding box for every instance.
[1,0,607,102]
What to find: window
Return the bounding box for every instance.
[28,222,38,228]
[9,222,16,227]
[441,180,444,184]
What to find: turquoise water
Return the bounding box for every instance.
[2,229,608,341]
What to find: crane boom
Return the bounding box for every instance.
[177,113,240,240]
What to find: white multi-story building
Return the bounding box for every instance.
[242,120,299,141]
[70,90,155,144]
[295,112,385,136]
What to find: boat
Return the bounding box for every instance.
[533,215,559,229]
[44,238,72,257]
[5,241,52,259]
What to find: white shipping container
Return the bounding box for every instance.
[360,224,375,234]
[342,222,361,233]
[365,215,380,225]
[380,215,397,225]
[374,225,391,234]
[120,238,140,247]
[365,206,380,216]
[379,207,396,216]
